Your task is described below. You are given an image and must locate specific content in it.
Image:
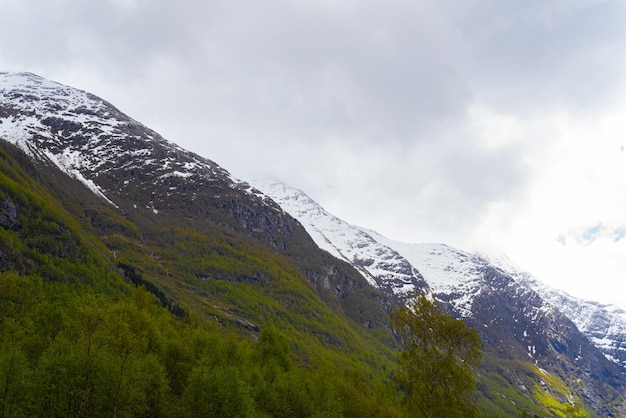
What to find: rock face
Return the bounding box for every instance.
[0,72,330,255]
[0,73,266,228]
[249,180,430,304]
[374,245,626,415]
[493,258,626,371]
[0,196,19,229]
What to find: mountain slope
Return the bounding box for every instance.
[0,71,398,325]
[250,179,430,304]
[4,71,626,416]
[492,257,626,370]
[0,134,124,290]
[372,236,626,414]
[0,72,400,380]
[254,179,626,417]
[0,140,408,417]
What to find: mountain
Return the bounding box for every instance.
[0,71,396,329]
[0,138,407,417]
[2,71,626,416]
[492,258,626,371]
[252,179,626,369]
[253,179,626,417]
[0,72,405,414]
[250,180,430,304]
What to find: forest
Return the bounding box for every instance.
[0,272,404,417]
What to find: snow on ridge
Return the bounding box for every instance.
[0,72,60,90]
[249,179,359,259]
[1,72,231,205]
[490,258,626,367]
[366,236,484,317]
[252,179,510,314]
[41,148,118,207]
[250,179,423,295]
[0,73,124,202]
[0,72,115,123]
[160,171,194,179]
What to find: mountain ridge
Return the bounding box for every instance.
[249,179,430,304]
[252,178,626,416]
[0,70,398,340]
[2,71,626,416]
[253,177,626,369]
[491,257,626,370]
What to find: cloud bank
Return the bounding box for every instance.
[2,0,626,304]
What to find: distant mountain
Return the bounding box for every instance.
[250,180,430,304]
[2,71,626,416]
[492,257,626,370]
[254,179,626,416]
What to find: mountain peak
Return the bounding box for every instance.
[0,72,237,208]
[0,71,47,86]
[257,178,626,414]
[252,179,431,302]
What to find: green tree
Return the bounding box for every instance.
[390,295,483,418]
[253,324,292,383]
[565,403,587,418]
[0,340,30,418]
[183,363,253,418]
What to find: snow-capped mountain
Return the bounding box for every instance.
[250,179,429,302]
[0,71,397,331]
[254,179,626,370]
[3,72,626,415]
[253,180,547,316]
[0,72,254,211]
[492,258,626,369]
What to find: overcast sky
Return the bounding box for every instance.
[3,0,626,306]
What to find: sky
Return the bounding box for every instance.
[2,0,626,306]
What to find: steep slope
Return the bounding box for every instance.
[0,134,124,290]
[0,142,408,417]
[0,72,398,371]
[5,71,626,416]
[250,179,430,304]
[492,257,626,371]
[372,237,626,414]
[256,179,626,417]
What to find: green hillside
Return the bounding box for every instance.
[0,139,604,417]
[0,140,405,417]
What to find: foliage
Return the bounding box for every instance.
[0,143,124,292]
[390,295,483,418]
[0,273,407,417]
[476,351,597,418]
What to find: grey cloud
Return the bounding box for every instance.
[5,0,625,118]
[459,0,626,114]
[1,0,625,246]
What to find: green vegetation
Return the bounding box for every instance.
[0,140,402,417]
[476,354,595,417]
[0,138,602,417]
[0,273,402,417]
[391,295,483,418]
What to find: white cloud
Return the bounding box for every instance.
[466,104,626,305]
